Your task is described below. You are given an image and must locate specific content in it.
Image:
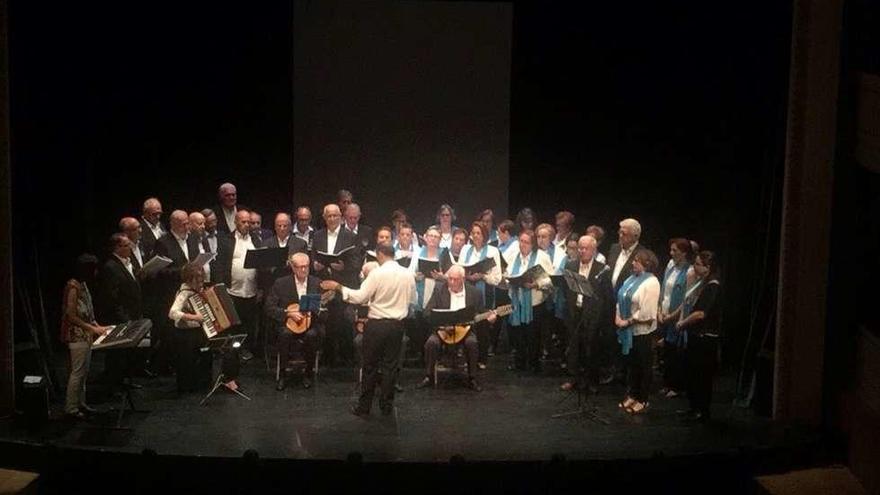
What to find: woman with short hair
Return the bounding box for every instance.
[168,262,211,393]
[658,238,696,398]
[615,249,661,414]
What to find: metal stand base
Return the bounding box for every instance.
[200,373,252,406]
[552,386,610,425]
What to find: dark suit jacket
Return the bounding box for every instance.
[264,274,323,332]
[311,227,360,286]
[562,259,612,332]
[212,231,265,288]
[345,224,375,251]
[96,255,143,324]
[212,205,237,237]
[264,235,309,283]
[138,217,165,260]
[423,281,486,318]
[606,242,649,293]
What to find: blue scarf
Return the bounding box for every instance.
[509,250,538,326]
[497,237,514,254]
[662,262,690,344]
[488,229,499,244]
[464,243,490,305]
[415,245,438,308]
[673,279,704,348]
[616,272,650,355]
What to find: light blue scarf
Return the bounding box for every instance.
[662,262,690,344]
[509,250,538,326]
[415,245,437,308]
[616,272,650,355]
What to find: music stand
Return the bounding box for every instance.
[201,334,251,405]
[92,319,153,429]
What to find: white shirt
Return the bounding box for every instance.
[169,284,201,329]
[229,231,257,298]
[276,235,288,248]
[114,253,135,280]
[439,231,453,249]
[326,226,340,253]
[205,232,218,254]
[143,217,164,240]
[449,288,466,311]
[295,275,308,298]
[294,225,313,244]
[222,206,237,233]
[409,247,441,308]
[173,231,190,262]
[617,275,660,336]
[554,233,570,251]
[195,236,211,283]
[342,259,415,320]
[131,241,144,268]
[345,223,359,236]
[576,259,593,308]
[459,244,503,286]
[595,252,606,264]
[612,242,638,287]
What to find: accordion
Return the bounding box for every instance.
[188,283,241,339]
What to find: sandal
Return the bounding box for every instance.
[626,401,650,414]
[619,396,635,409]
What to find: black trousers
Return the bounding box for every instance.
[566,316,601,387]
[359,319,405,412]
[277,326,321,375]
[474,320,491,364]
[424,332,478,379]
[323,299,353,366]
[174,327,211,393]
[230,295,258,351]
[626,333,655,402]
[686,334,718,416]
[510,305,545,371]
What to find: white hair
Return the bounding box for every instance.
[218,183,236,194]
[578,235,597,248]
[446,264,465,278]
[142,197,160,212]
[289,252,309,265]
[620,218,641,239]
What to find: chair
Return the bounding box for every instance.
[432,338,467,388]
[275,337,320,382]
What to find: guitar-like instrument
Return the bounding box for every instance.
[285,290,336,334]
[436,304,513,345]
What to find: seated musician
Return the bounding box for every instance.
[265,252,324,391]
[168,262,212,393]
[417,265,496,392]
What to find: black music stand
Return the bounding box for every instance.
[201,334,251,405]
[92,319,153,429]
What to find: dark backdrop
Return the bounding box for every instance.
[10,1,791,389]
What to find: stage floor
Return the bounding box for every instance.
[1,351,808,464]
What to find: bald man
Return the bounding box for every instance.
[213,208,264,360]
[139,197,165,257]
[560,235,613,392]
[265,212,308,283]
[119,217,146,272]
[311,203,360,366]
[188,211,213,283]
[344,203,375,252]
[213,182,238,236]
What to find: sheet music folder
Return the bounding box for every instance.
[562,269,595,298]
[417,258,441,276]
[463,256,496,276]
[244,247,288,269]
[428,307,476,327]
[506,264,546,287]
[297,294,321,313]
[313,245,356,266]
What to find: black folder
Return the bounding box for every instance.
[506,264,546,287]
[396,256,412,267]
[428,307,476,326]
[562,269,595,298]
[417,258,441,276]
[243,247,289,269]
[313,245,356,266]
[463,256,496,276]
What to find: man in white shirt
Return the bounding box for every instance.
[139,197,165,258]
[321,242,414,416]
[293,206,314,246]
[215,209,264,360]
[418,265,496,392]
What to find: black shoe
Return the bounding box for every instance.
[276,376,286,391]
[302,376,312,389]
[416,377,433,389]
[66,410,87,420]
[467,378,482,392]
[394,383,404,393]
[350,405,369,417]
[79,404,98,414]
